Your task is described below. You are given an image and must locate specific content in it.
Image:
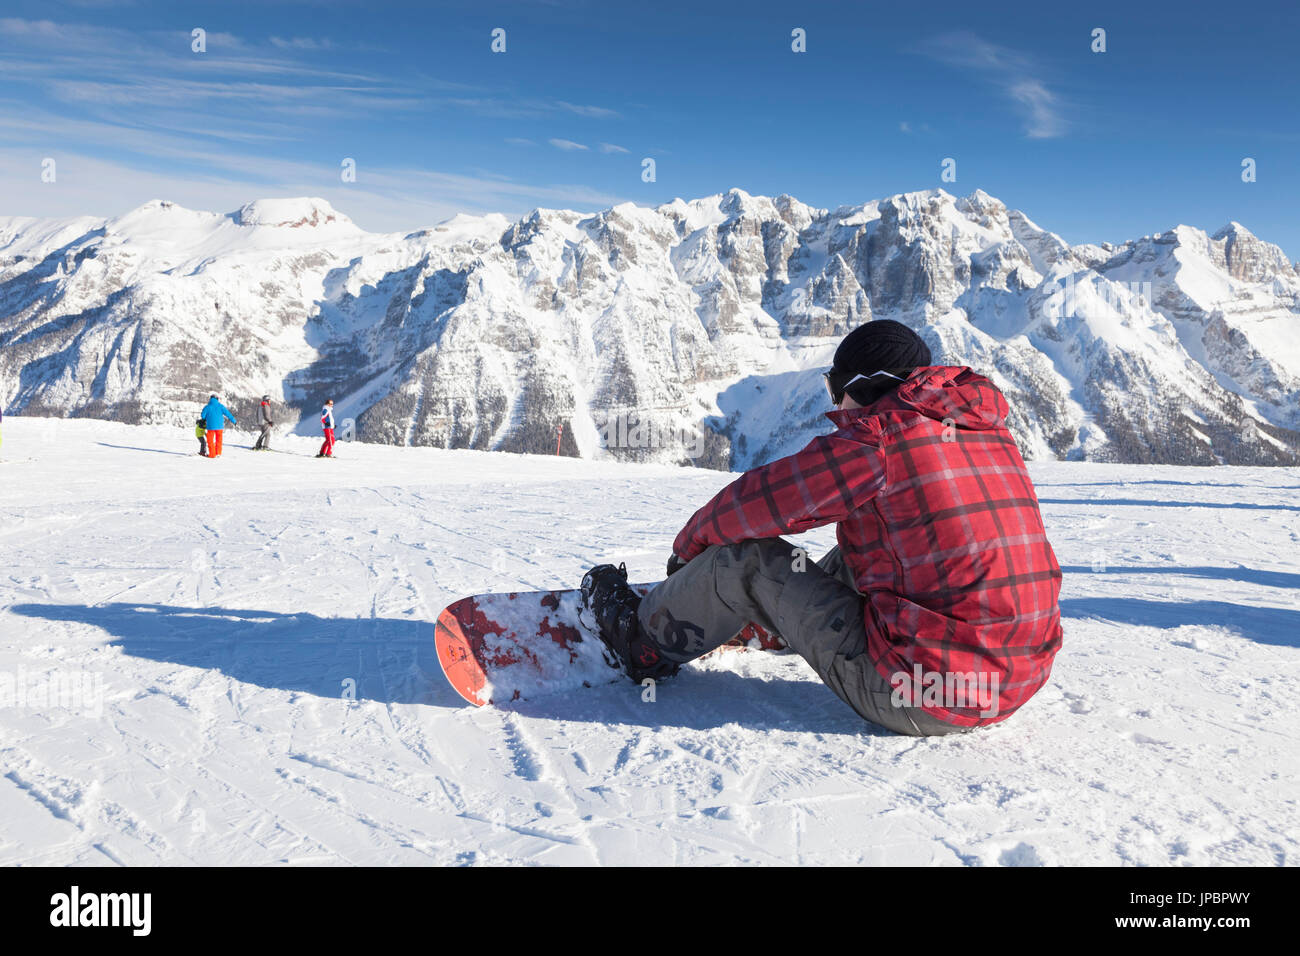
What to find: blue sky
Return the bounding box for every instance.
[1,0,1297,257]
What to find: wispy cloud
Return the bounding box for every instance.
[0,18,618,122]
[598,142,629,154]
[47,78,423,114]
[0,147,630,232]
[0,16,630,225]
[919,32,1067,139]
[270,36,335,51]
[1007,79,1063,140]
[557,100,619,119]
[0,102,296,150]
[897,120,934,135]
[446,96,620,121]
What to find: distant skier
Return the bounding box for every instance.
[253,395,274,451]
[317,399,335,458]
[200,395,236,458]
[195,416,208,456]
[582,320,1063,736]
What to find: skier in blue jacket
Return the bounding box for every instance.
[201,395,237,457]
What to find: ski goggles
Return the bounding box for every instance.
[822,367,911,406]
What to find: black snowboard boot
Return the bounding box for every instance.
[581,564,679,682]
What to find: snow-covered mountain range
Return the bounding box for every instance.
[2,189,1298,467]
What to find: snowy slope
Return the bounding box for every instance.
[1,418,1297,865]
[2,189,1298,469]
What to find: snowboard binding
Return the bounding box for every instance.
[581,564,679,683]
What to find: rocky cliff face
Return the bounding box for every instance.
[2,190,1298,468]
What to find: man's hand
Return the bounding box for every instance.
[666,554,688,577]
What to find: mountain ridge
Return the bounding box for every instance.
[2,187,1298,468]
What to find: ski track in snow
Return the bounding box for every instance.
[1,418,1298,865]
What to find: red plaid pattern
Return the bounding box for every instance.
[673,366,1063,727]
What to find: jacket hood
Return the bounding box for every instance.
[826,366,1009,431]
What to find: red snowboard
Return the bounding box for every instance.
[434,583,784,706]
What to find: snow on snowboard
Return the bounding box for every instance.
[434,584,785,706]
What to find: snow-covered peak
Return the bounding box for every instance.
[419,211,513,246]
[234,197,354,230]
[115,198,193,219]
[665,187,796,231]
[886,187,957,210]
[959,188,1004,215]
[771,193,822,230]
[658,194,733,233]
[718,187,761,217]
[1007,208,1073,271]
[106,199,225,240]
[1212,220,1254,241]
[0,213,106,260]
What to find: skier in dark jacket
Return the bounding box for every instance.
[200,395,237,458]
[582,320,1063,736]
[253,396,274,451]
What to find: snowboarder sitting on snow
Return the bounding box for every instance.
[253,395,274,451]
[582,320,1063,737]
[200,395,236,458]
[317,399,336,458]
[195,417,207,456]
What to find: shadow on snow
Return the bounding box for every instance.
[1060,597,1300,648]
[1040,497,1297,512]
[1035,479,1300,491]
[9,601,460,708]
[8,602,907,734]
[1059,564,1300,592]
[495,666,915,737]
[96,442,194,457]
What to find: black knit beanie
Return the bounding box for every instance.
[832,320,932,403]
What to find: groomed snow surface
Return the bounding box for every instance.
[1,418,1297,866]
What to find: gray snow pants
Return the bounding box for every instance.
[638,539,974,737]
[254,423,272,450]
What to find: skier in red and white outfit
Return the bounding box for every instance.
[317,399,336,458]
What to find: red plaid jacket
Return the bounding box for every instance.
[672,366,1063,727]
